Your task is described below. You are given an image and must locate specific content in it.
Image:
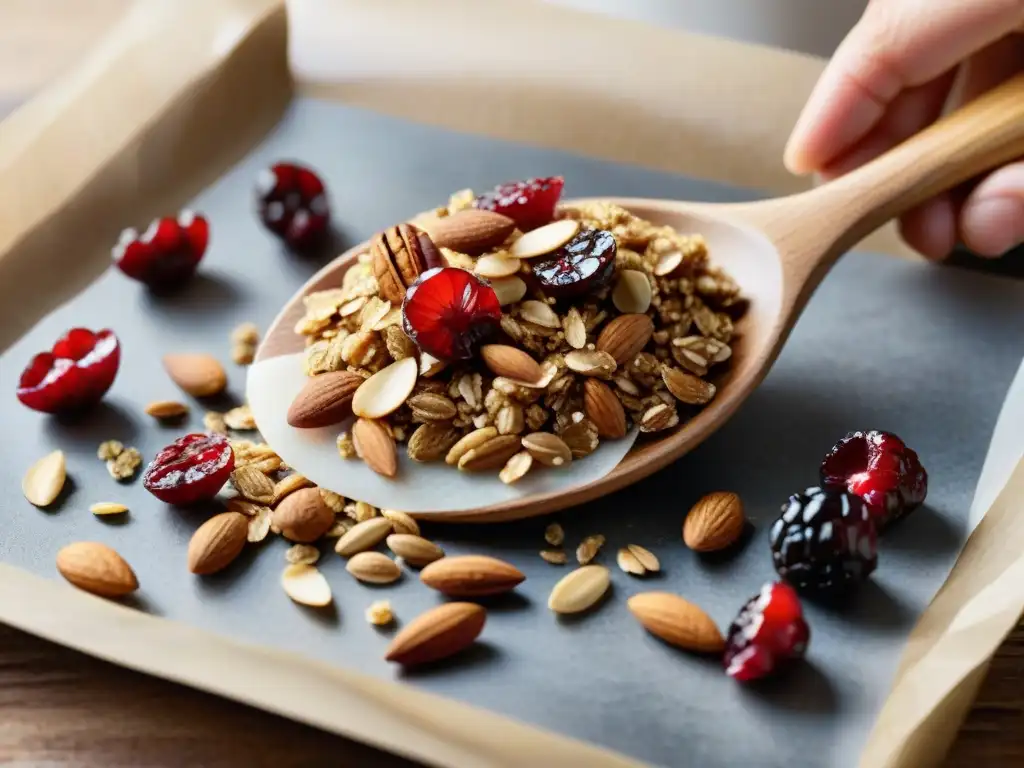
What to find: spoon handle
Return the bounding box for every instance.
[806,72,1024,254]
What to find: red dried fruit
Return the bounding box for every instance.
[402,267,502,361]
[142,433,235,505]
[473,176,564,231]
[531,228,616,299]
[255,161,330,249]
[724,582,810,683]
[112,211,209,289]
[17,328,120,414]
[820,430,927,528]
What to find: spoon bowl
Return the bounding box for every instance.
[253,74,1024,521]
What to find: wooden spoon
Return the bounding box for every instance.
[256,73,1024,522]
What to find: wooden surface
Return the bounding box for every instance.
[0,2,1021,767]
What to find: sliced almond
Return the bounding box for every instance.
[285,544,320,565]
[281,564,332,607]
[457,435,522,472]
[576,533,606,565]
[490,276,528,306]
[563,306,588,350]
[230,466,275,504]
[509,219,579,259]
[566,350,617,379]
[382,509,420,536]
[90,502,128,517]
[144,400,189,420]
[334,516,393,557]
[445,426,498,466]
[385,602,486,666]
[522,432,573,467]
[548,565,611,614]
[386,534,445,566]
[499,450,533,484]
[247,506,272,543]
[475,253,522,279]
[540,549,568,565]
[22,450,66,508]
[662,367,716,405]
[653,250,684,277]
[627,544,660,573]
[544,522,565,547]
[616,547,645,575]
[346,551,402,584]
[352,357,418,419]
[627,592,725,653]
[352,418,399,478]
[272,473,313,505]
[419,353,447,378]
[612,270,653,314]
[481,345,543,384]
[519,300,560,329]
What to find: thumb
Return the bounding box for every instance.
[961,162,1024,256]
[784,0,1024,174]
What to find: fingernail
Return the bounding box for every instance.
[962,197,1024,257]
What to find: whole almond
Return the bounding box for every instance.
[162,353,227,397]
[22,450,66,507]
[457,435,522,472]
[583,379,627,439]
[352,418,398,478]
[335,516,393,556]
[352,357,418,419]
[423,209,515,255]
[272,487,335,543]
[286,370,364,428]
[662,367,717,406]
[547,565,610,614]
[346,551,402,584]
[596,314,655,366]
[420,554,525,597]
[481,344,543,384]
[187,511,249,575]
[385,602,486,666]
[56,542,138,597]
[683,491,745,552]
[144,400,189,420]
[627,592,725,652]
[386,533,445,566]
[521,432,572,467]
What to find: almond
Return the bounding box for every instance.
[22,450,66,507]
[352,418,398,478]
[407,422,461,462]
[144,400,189,420]
[351,357,418,419]
[382,509,420,536]
[480,344,543,384]
[627,592,725,653]
[420,554,525,597]
[335,516,393,557]
[286,370,364,428]
[346,551,402,584]
[231,465,275,504]
[583,379,627,439]
[521,432,572,467]
[162,353,227,397]
[490,276,528,306]
[272,487,335,543]
[187,511,249,575]
[547,565,610,614]
[683,491,745,552]
[457,435,522,472]
[56,542,138,597]
[596,314,655,366]
[509,219,579,259]
[611,270,653,314]
[445,426,498,466]
[386,533,445,566]
[662,367,716,405]
[281,564,332,607]
[385,602,486,666]
[422,209,515,255]
[475,253,522,279]
[89,502,128,516]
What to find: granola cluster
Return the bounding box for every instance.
[292,191,746,484]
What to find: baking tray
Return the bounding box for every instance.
[1,2,1023,767]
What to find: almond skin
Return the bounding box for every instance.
[287,370,364,428]
[187,511,249,575]
[352,418,399,477]
[583,379,627,439]
[480,344,543,383]
[385,602,486,666]
[596,314,654,366]
[422,209,515,255]
[272,487,335,543]
[162,353,227,397]
[627,592,725,653]
[683,491,745,552]
[56,542,138,597]
[420,554,525,597]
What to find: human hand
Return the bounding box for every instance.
[784,0,1024,259]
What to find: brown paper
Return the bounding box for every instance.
[0,1,1018,766]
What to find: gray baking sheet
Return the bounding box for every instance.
[2,99,1023,768]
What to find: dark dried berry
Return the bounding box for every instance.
[402,267,502,361]
[770,487,877,596]
[17,328,120,414]
[255,162,330,249]
[724,582,809,682]
[820,429,927,528]
[143,433,234,505]
[112,211,208,289]
[531,228,616,299]
[473,176,563,230]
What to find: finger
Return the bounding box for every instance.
[956,32,1024,104]
[784,0,1024,174]
[817,70,957,181]
[899,196,959,260]
[960,162,1024,256]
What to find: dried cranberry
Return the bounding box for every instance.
[143,433,234,505]
[255,162,330,249]
[770,487,877,597]
[17,329,120,414]
[402,267,501,361]
[724,582,810,682]
[112,211,208,289]
[473,176,564,231]
[820,430,927,528]
[531,228,616,299]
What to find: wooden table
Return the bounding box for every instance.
[1,3,1021,766]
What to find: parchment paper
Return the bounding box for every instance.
[0,1,1021,767]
